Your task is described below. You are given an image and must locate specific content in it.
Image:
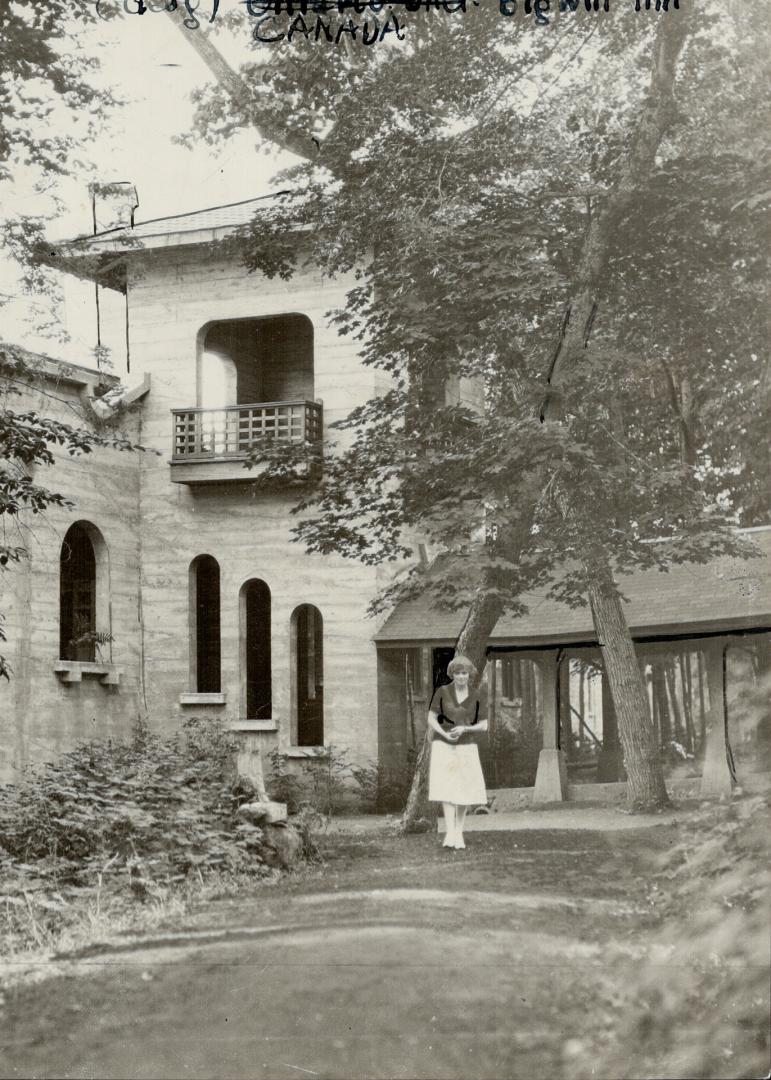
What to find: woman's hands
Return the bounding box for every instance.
[445,725,464,741]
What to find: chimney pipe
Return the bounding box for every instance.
[89,181,139,235]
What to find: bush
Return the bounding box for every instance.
[266,746,417,816]
[267,745,358,816]
[584,795,771,1080]
[0,718,283,952]
[351,753,417,814]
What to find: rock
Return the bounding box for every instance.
[237,800,288,826]
[232,774,259,800]
[260,823,303,869]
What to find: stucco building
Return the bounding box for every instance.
[1,188,768,799]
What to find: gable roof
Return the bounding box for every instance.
[374,527,771,647]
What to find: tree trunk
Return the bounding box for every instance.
[455,589,504,673]
[697,650,707,748]
[166,8,321,164]
[400,589,502,831]
[679,653,695,754]
[652,661,671,745]
[649,665,659,742]
[665,659,685,743]
[405,653,417,750]
[587,571,671,810]
[400,12,689,829]
[400,727,435,832]
[490,657,499,788]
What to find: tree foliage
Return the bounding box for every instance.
[0,3,129,680]
[190,2,770,617]
[0,1,117,298]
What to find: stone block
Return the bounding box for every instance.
[700,722,734,797]
[237,800,288,825]
[532,748,568,803]
[236,747,269,800]
[260,822,303,869]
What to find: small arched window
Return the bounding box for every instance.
[190,555,221,693]
[241,579,271,719]
[59,522,109,662]
[291,604,324,746]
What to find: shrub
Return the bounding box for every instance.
[267,745,357,816]
[0,717,283,951]
[583,795,771,1079]
[351,753,417,814]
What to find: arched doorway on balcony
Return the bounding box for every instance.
[199,313,314,407]
[176,314,317,465]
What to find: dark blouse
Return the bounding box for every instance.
[428,681,488,744]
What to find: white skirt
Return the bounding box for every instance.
[428,740,487,806]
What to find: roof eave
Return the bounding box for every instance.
[41,246,129,294]
[373,612,771,648]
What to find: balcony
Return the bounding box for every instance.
[170,400,322,485]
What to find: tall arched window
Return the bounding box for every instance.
[291,604,324,746]
[190,555,221,693]
[59,522,110,662]
[241,579,271,719]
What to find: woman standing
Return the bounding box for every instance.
[427,655,488,850]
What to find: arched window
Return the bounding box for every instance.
[291,604,324,746]
[190,555,221,693]
[59,522,109,662]
[241,579,271,719]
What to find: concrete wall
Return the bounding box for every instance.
[0,245,392,781]
[126,245,383,765]
[0,369,143,782]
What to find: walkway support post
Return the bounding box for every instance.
[533,652,568,803]
[700,640,734,797]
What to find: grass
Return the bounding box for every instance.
[0,865,288,993]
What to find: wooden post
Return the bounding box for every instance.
[533,651,568,803]
[700,640,734,797]
[490,655,499,788]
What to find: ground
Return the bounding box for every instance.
[0,815,762,1080]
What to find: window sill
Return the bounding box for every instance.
[179,692,227,706]
[228,719,278,732]
[285,746,329,759]
[55,661,122,686]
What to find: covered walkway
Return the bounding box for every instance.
[375,527,771,802]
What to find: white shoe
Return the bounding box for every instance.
[453,836,466,850]
[442,833,456,848]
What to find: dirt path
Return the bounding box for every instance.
[0,825,679,1080]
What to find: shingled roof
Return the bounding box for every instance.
[374,526,771,647]
[46,192,290,292]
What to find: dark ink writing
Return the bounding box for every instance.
[96,0,682,37]
[254,11,405,42]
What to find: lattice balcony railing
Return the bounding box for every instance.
[171,400,322,461]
